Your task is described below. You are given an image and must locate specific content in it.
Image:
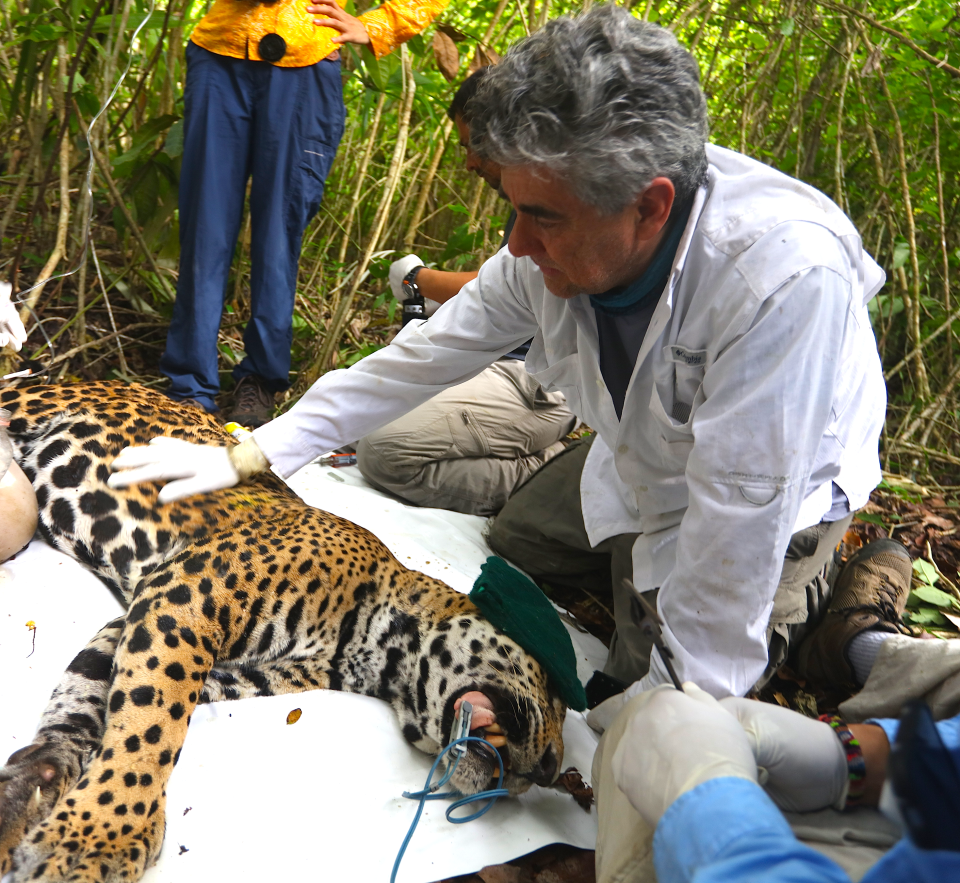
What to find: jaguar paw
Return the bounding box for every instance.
[10,789,165,883]
[0,742,80,876]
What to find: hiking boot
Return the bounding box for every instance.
[226,375,275,428]
[796,538,914,688]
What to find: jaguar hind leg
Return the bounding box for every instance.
[0,617,122,876]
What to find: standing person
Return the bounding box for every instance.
[160,0,447,426]
[111,5,889,709]
[357,69,576,516]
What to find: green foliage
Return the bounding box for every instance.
[905,559,960,631]
[3,0,960,433]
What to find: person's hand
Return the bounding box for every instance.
[720,697,847,812]
[307,0,371,45]
[0,281,27,352]
[612,683,757,827]
[388,254,424,301]
[108,437,240,504]
[586,677,648,734]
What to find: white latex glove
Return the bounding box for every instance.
[0,281,27,352]
[108,437,240,504]
[388,254,424,300]
[720,697,848,812]
[612,683,757,827]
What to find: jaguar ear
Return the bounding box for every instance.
[454,691,496,729]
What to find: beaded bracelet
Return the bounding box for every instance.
[819,714,866,807]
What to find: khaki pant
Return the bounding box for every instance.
[355,360,576,516]
[489,435,852,685]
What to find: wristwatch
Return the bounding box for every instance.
[401,266,426,326]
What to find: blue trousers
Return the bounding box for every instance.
[160,42,345,408]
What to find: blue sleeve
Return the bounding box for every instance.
[864,712,960,750]
[653,778,851,883]
[861,838,960,883]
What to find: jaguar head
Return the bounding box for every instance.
[399,619,567,797]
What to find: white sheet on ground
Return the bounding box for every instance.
[0,459,603,883]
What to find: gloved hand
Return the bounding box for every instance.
[720,697,848,812]
[587,676,648,734]
[0,281,27,352]
[108,437,240,504]
[612,683,757,827]
[388,254,424,301]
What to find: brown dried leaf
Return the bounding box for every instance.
[478,867,526,883]
[286,708,302,725]
[555,767,594,812]
[773,691,790,708]
[468,45,501,74]
[436,23,469,42]
[919,509,954,530]
[433,31,460,82]
[944,612,960,631]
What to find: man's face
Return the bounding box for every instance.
[455,114,502,192]
[501,165,668,300]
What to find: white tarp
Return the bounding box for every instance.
[1,459,603,882]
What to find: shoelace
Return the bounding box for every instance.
[235,380,270,410]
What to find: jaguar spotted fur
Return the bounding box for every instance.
[0,381,566,883]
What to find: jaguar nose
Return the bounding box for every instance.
[531,743,559,786]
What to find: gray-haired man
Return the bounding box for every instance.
[111,6,899,721]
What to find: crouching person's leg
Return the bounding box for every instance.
[356,363,574,516]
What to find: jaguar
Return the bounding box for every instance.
[0,381,566,882]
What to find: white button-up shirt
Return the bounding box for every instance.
[255,144,886,698]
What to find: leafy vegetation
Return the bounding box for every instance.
[1,0,960,481]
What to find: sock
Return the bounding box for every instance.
[847,629,892,686]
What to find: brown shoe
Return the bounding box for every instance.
[796,538,914,688]
[226,375,275,428]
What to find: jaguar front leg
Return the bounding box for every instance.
[0,617,123,876]
[8,538,288,883]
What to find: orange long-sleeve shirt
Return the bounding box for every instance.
[191,0,447,67]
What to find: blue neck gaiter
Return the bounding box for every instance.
[589,197,694,316]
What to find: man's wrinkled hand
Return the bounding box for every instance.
[108,437,240,504]
[307,0,371,45]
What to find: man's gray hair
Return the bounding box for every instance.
[468,5,709,214]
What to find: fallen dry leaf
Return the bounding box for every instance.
[433,31,460,82]
[555,768,594,812]
[773,691,790,708]
[286,708,302,725]
[478,866,525,883]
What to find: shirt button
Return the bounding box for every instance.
[617,444,628,454]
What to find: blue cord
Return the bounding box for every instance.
[390,736,510,883]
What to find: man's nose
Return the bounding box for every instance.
[507,215,540,260]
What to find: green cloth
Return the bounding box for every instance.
[470,556,588,711]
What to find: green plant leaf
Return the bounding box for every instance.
[779,18,795,36]
[912,558,940,586]
[892,241,910,270]
[908,586,958,609]
[905,607,948,626]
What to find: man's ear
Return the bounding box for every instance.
[635,177,675,241]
